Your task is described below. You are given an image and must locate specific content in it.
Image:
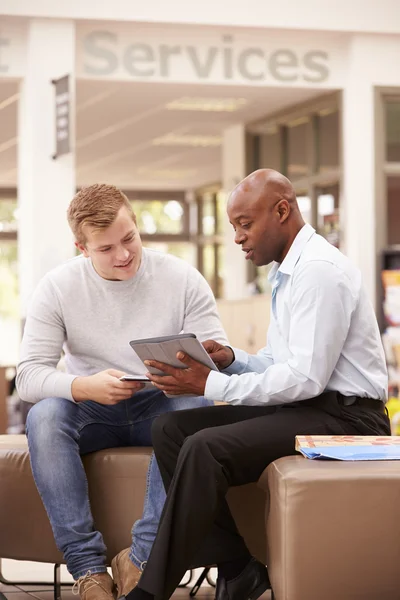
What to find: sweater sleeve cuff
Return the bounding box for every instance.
[52,373,78,402]
[204,370,231,402]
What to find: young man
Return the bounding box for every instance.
[123,169,391,600]
[16,184,227,600]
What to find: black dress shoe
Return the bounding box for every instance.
[215,558,271,600]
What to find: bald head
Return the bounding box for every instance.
[228,169,297,212]
[227,169,305,266]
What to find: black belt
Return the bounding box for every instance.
[337,394,385,413]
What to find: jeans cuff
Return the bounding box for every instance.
[73,566,108,580]
[129,548,147,572]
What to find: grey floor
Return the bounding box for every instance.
[0,583,272,599]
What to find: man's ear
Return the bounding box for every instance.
[277,200,290,223]
[75,241,89,258]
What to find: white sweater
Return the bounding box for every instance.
[16,248,227,403]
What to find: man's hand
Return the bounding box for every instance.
[72,369,145,404]
[202,340,235,370]
[145,353,210,396]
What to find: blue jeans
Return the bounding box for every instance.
[26,388,211,579]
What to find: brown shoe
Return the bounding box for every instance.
[72,571,115,600]
[111,548,142,598]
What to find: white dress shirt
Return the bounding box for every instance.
[205,224,388,405]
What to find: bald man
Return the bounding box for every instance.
[122,169,390,600]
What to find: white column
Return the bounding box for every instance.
[18,19,76,316]
[341,38,379,308]
[222,123,248,300]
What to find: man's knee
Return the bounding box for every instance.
[181,428,216,456]
[26,397,75,440]
[151,411,180,450]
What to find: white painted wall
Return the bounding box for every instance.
[341,34,400,307]
[18,19,76,315]
[76,24,347,88]
[1,0,400,34]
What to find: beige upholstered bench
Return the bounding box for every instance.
[3,436,398,600]
[261,456,400,600]
[0,435,267,593]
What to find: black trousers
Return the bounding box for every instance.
[139,392,390,599]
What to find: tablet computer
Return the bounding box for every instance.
[129,333,218,376]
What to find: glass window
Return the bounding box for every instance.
[387,177,400,245]
[203,244,216,287]
[200,243,224,298]
[297,195,312,224]
[317,185,340,248]
[195,189,225,296]
[216,191,226,235]
[259,130,281,172]
[217,244,225,298]
[202,194,216,236]
[143,241,196,266]
[287,119,309,180]
[0,199,18,233]
[0,240,19,366]
[317,110,339,172]
[386,101,400,163]
[131,200,186,235]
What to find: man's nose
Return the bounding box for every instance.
[234,231,246,245]
[116,246,130,261]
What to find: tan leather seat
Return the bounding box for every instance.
[260,456,400,600]
[0,435,267,565]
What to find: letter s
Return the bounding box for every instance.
[83,31,118,76]
[303,51,329,83]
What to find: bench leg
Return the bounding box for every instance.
[54,563,61,600]
[0,558,67,598]
[189,567,210,597]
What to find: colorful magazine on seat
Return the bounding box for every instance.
[295,435,400,461]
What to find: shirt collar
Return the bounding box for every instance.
[267,223,315,282]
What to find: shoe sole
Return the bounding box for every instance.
[248,578,271,600]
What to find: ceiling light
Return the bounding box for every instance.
[249,123,278,135]
[0,137,17,153]
[152,133,222,147]
[287,116,309,128]
[318,107,338,117]
[0,93,19,112]
[166,97,247,112]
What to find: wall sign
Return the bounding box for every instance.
[80,30,331,85]
[52,75,70,158]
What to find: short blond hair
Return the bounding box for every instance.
[67,184,135,244]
